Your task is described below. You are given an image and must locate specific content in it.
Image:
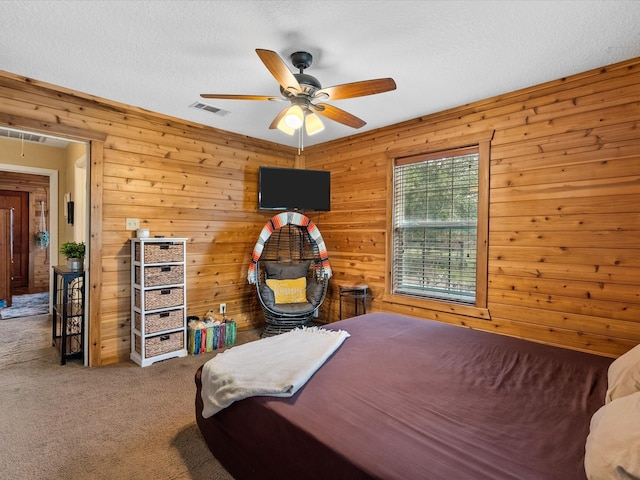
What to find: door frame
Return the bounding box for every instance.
[0,119,106,367]
[0,162,97,364]
[0,164,59,298]
[0,160,91,366]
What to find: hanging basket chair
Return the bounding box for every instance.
[248,212,331,337]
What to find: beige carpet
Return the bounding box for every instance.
[0,314,262,479]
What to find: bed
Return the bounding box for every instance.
[194,312,614,479]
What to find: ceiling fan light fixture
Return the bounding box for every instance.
[283,105,304,129]
[200,48,396,144]
[305,112,324,136]
[276,117,296,135]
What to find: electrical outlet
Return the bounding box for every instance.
[125,218,140,230]
[219,303,226,315]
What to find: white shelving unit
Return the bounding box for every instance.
[130,237,188,367]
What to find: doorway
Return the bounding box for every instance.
[0,127,90,365]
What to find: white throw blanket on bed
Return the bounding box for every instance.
[200,327,350,417]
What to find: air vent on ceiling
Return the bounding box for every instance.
[0,129,47,143]
[190,102,230,116]
[0,127,70,148]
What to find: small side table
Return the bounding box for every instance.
[52,265,85,365]
[339,284,369,320]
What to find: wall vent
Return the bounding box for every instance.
[0,127,70,148]
[0,129,47,143]
[190,102,230,117]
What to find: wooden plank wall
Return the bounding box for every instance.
[1,55,638,364]
[304,57,640,358]
[0,71,296,365]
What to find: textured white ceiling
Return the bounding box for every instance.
[2,0,640,149]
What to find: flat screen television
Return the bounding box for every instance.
[259,166,331,212]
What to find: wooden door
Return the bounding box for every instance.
[0,208,11,306]
[0,190,29,289]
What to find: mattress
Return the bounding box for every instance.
[195,312,611,479]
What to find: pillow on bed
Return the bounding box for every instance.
[264,261,311,280]
[266,277,307,304]
[605,343,640,403]
[584,391,640,480]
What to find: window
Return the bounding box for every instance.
[391,144,488,307]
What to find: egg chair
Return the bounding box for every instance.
[248,212,331,337]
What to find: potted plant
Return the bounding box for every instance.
[60,241,86,270]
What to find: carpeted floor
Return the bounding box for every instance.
[0,314,262,479]
[0,292,50,319]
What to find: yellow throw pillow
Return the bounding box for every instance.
[266,277,307,304]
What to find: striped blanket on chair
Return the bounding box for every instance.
[247,212,332,284]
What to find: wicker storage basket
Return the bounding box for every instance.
[134,287,184,310]
[135,264,184,287]
[135,242,184,263]
[135,331,184,358]
[135,309,184,334]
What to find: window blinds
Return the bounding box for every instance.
[392,148,479,304]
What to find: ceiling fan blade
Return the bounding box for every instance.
[312,103,366,129]
[268,107,290,129]
[256,49,302,95]
[200,94,281,101]
[314,78,396,101]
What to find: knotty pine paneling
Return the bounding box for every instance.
[2,56,639,363]
[305,56,640,358]
[0,70,296,365]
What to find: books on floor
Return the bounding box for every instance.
[188,320,237,355]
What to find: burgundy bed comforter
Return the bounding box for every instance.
[194,312,611,480]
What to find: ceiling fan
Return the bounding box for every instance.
[201,49,397,139]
